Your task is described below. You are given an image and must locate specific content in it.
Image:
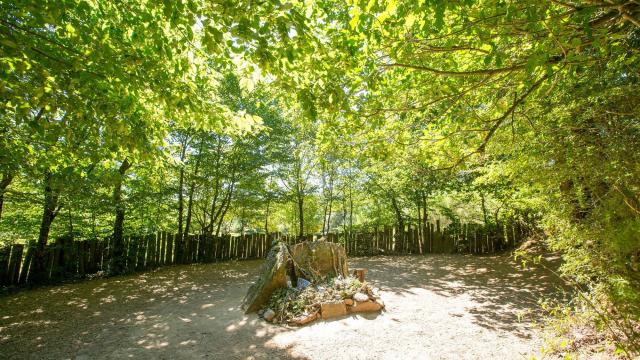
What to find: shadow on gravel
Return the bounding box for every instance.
[354,254,570,338]
[0,254,569,359]
[0,260,307,359]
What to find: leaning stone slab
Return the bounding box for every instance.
[242,242,290,313]
[291,241,349,280]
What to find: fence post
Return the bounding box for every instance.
[18,242,34,284]
[7,244,24,285]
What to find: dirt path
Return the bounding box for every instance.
[0,254,567,359]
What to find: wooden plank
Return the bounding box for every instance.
[0,245,10,285]
[197,234,205,262]
[77,241,86,276]
[62,237,76,277]
[18,243,34,284]
[154,233,161,265]
[166,233,174,264]
[49,238,63,281]
[127,236,139,272]
[148,234,157,268]
[7,244,24,285]
[136,236,146,271]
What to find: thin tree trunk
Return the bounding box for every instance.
[321,172,327,235]
[215,182,234,236]
[325,175,334,235]
[264,196,271,234]
[67,206,73,238]
[91,210,97,239]
[297,190,304,238]
[325,190,333,235]
[184,138,204,235]
[177,136,189,234]
[391,196,404,251]
[206,177,221,234]
[480,192,488,226]
[178,166,185,233]
[417,196,422,253]
[342,190,348,246]
[322,204,327,236]
[110,159,131,275]
[205,137,223,235]
[31,170,61,284]
[348,186,353,240]
[0,172,14,221]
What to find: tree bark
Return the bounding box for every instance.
[110,158,131,275]
[480,192,488,226]
[184,138,204,235]
[297,188,304,238]
[264,196,271,234]
[215,182,234,236]
[391,196,404,251]
[177,136,189,234]
[348,186,353,240]
[0,172,14,221]
[31,170,61,284]
[342,189,348,246]
[326,194,333,235]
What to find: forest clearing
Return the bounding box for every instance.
[1,0,639,359]
[1,255,569,359]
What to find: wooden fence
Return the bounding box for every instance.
[0,220,527,287]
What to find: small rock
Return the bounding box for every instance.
[296,278,311,290]
[263,309,276,322]
[258,309,265,316]
[344,299,354,306]
[290,312,319,326]
[353,292,369,302]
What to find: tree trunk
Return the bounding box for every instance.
[321,172,328,235]
[480,192,488,226]
[110,159,131,275]
[417,196,422,252]
[342,190,348,246]
[177,134,190,235]
[67,206,73,238]
[348,186,353,240]
[264,196,271,234]
[322,204,327,236]
[31,170,61,284]
[391,196,404,251]
[215,183,234,236]
[297,190,304,238]
[178,167,185,234]
[326,195,332,235]
[0,172,13,221]
[184,138,204,235]
[206,178,221,235]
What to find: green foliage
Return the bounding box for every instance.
[1,0,638,353]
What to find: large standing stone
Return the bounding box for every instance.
[242,242,290,313]
[290,241,349,280]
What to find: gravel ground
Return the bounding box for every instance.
[0,254,568,359]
